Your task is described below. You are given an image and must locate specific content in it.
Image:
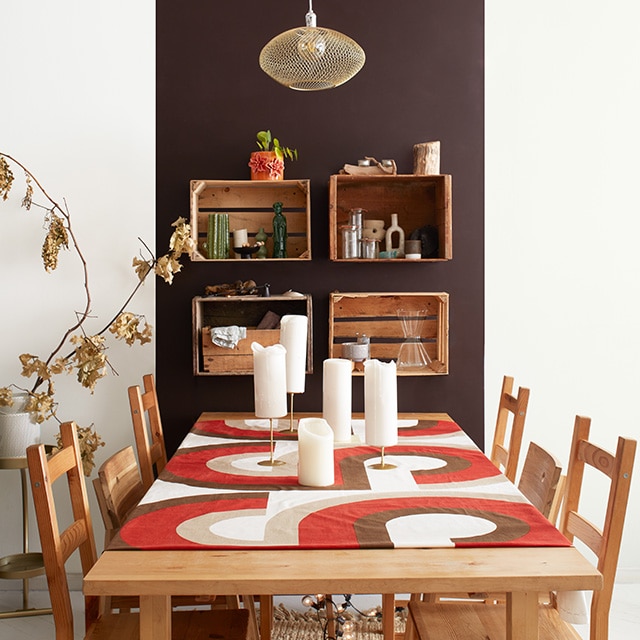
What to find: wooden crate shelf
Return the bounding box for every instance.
[190,179,311,261]
[328,292,449,376]
[193,294,313,376]
[328,174,452,261]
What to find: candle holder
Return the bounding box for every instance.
[258,418,286,466]
[288,392,297,432]
[370,446,397,470]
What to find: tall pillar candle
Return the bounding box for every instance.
[364,359,398,447]
[297,418,335,487]
[279,315,308,394]
[322,358,353,443]
[251,342,287,418]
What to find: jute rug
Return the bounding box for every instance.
[271,604,407,640]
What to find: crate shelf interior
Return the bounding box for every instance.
[329,292,449,376]
[328,174,452,261]
[193,294,313,375]
[190,179,311,261]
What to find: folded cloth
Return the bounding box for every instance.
[556,590,588,624]
[210,325,247,349]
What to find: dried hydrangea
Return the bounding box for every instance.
[109,311,153,346]
[41,212,69,272]
[53,423,105,477]
[0,387,14,407]
[168,216,195,257]
[132,255,152,281]
[70,335,107,392]
[24,390,56,424]
[154,254,183,284]
[19,353,52,381]
[21,174,33,210]
[0,157,14,200]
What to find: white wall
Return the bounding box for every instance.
[2,0,639,582]
[486,0,640,577]
[1,1,155,570]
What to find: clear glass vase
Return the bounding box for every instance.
[397,309,431,370]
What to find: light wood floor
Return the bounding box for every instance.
[1,587,640,639]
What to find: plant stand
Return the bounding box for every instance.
[0,457,52,618]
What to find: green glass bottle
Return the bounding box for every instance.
[255,227,268,259]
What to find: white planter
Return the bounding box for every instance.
[0,393,41,459]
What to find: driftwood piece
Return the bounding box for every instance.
[413,141,441,175]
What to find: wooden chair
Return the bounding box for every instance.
[27,421,258,640]
[405,415,637,640]
[92,445,145,548]
[517,440,564,522]
[489,375,530,482]
[128,373,167,490]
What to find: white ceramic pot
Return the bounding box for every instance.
[0,392,41,459]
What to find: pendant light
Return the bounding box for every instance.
[259,0,366,91]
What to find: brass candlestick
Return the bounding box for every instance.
[258,418,285,466]
[370,446,397,470]
[288,392,297,432]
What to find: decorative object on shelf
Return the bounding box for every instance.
[340,223,359,259]
[404,239,422,260]
[362,219,385,241]
[340,156,397,176]
[413,140,441,175]
[249,130,298,181]
[202,213,229,259]
[259,0,365,91]
[409,224,440,259]
[364,359,398,470]
[272,201,288,258]
[255,227,268,258]
[203,280,260,296]
[322,358,353,443]
[397,309,432,370]
[341,334,369,365]
[279,315,309,431]
[232,228,248,259]
[361,237,379,259]
[233,244,262,259]
[385,213,405,258]
[252,342,287,466]
[348,208,364,257]
[0,152,194,472]
[297,418,334,487]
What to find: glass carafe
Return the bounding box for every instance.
[397,309,431,370]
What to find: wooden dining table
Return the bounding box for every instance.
[83,412,602,640]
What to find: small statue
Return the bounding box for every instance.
[272,201,287,258]
[255,227,268,259]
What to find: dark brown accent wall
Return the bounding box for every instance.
[156,0,484,456]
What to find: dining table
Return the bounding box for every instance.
[83,412,602,640]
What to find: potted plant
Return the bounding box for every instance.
[0,151,194,474]
[248,130,298,180]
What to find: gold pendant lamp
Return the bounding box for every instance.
[259,0,366,91]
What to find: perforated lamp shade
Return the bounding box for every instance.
[259,2,365,91]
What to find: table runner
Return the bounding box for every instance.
[110,418,569,551]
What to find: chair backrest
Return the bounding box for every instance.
[559,415,636,640]
[517,441,563,520]
[128,373,167,490]
[489,375,530,482]
[93,445,145,546]
[27,421,100,640]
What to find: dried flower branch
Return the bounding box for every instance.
[0,151,195,474]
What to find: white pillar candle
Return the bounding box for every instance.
[251,342,287,418]
[297,418,335,487]
[279,315,308,394]
[322,358,353,443]
[232,228,248,247]
[364,359,398,447]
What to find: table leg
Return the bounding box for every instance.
[506,591,538,640]
[260,595,273,640]
[140,595,171,640]
[381,594,395,640]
